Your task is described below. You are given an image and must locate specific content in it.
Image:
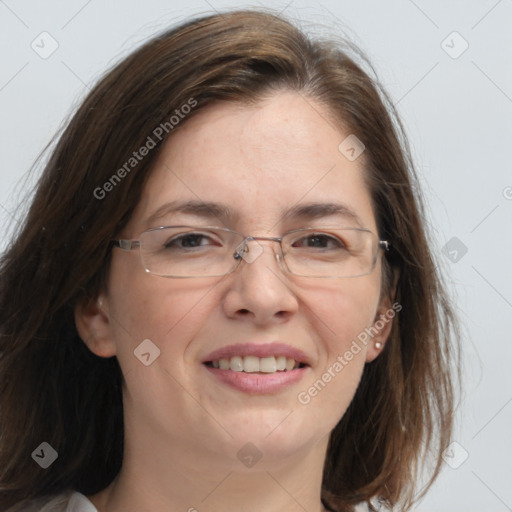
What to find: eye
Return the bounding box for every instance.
[291,232,347,250]
[164,231,220,250]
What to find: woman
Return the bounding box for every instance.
[0,9,458,512]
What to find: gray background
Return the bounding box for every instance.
[1,1,511,511]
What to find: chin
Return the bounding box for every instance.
[217,414,322,460]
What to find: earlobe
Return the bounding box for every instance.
[365,296,397,363]
[74,293,117,358]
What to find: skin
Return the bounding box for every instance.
[75,90,394,512]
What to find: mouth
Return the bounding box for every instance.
[201,343,311,394]
[204,355,308,374]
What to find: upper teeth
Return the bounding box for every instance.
[211,356,300,373]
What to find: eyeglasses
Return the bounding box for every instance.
[112,225,390,278]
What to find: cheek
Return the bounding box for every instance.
[303,276,380,353]
[296,281,379,432]
[106,259,221,373]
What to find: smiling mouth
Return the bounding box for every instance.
[204,355,307,374]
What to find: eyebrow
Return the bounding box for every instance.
[146,200,363,228]
[146,200,236,227]
[283,202,363,227]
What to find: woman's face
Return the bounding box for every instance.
[82,90,392,469]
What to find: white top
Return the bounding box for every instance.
[16,491,97,512]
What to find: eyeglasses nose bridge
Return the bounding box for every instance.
[233,235,284,265]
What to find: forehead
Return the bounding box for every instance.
[131,91,377,234]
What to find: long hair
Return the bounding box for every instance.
[0,9,459,511]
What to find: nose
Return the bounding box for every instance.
[222,240,299,325]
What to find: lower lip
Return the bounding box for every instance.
[203,365,308,394]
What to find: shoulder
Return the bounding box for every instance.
[11,491,98,512]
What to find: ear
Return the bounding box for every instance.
[74,292,117,358]
[365,277,399,363]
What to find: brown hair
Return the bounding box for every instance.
[0,9,459,511]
